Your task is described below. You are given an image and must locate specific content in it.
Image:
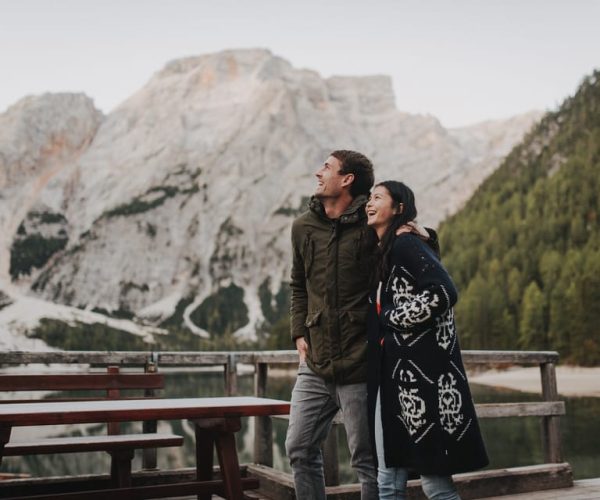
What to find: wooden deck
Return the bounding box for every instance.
[190,478,600,499]
[483,478,600,499]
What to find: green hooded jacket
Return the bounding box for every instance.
[290,195,373,384]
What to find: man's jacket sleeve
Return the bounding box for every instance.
[290,222,308,343]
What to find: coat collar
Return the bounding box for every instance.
[309,194,367,224]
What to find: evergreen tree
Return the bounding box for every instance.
[519,282,546,349]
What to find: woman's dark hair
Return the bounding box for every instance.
[372,181,418,284]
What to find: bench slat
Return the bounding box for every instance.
[0,374,164,392]
[4,434,183,456]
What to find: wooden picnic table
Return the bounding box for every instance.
[0,396,290,500]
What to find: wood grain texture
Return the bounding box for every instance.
[0,397,290,426]
[4,433,183,455]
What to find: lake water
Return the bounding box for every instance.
[2,370,598,482]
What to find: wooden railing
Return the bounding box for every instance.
[252,350,566,484]
[0,349,565,484]
[462,350,563,464]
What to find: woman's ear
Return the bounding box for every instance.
[397,203,404,214]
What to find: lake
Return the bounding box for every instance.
[1,370,598,482]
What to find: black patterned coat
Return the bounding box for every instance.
[366,234,488,475]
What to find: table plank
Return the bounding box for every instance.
[0,397,290,426]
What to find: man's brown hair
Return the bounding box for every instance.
[331,150,374,198]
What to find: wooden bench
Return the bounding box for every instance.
[0,367,184,488]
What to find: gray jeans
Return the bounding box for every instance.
[285,362,378,500]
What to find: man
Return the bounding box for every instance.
[285,150,378,499]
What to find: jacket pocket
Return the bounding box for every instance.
[348,308,367,322]
[304,311,322,362]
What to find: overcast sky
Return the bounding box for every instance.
[1,0,599,127]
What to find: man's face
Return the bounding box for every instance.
[314,156,350,199]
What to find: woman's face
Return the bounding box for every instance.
[366,185,400,235]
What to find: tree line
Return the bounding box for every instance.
[439,71,600,365]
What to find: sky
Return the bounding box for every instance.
[1,0,599,128]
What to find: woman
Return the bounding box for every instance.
[365,181,488,499]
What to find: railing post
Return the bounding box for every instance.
[225,353,238,396]
[540,361,562,462]
[106,365,121,435]
[254,362,273,466]
[142,352,159,470]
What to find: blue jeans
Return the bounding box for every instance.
[375,390,460,500]
[285,362,378,500]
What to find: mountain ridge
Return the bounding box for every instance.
[0,49,541,347]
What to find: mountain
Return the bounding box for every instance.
[0,93,101,284]
[0,49,540,348]
[438,70,600,365]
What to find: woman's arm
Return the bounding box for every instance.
[380,235,456,332]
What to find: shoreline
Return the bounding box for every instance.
[468,365,600,398]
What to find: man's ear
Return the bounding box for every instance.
[341,173,355,188]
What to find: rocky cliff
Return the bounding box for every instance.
[0,49,540,345]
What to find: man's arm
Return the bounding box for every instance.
[396,222,440,257]
[290,222,308,362]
